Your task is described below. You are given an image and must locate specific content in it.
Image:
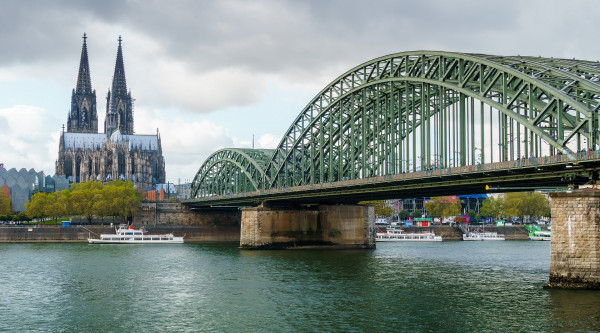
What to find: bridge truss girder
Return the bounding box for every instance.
[190,148,273,198]
[265,51,600,189]
[191,51,600,199]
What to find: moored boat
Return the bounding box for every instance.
[529,230,551,241]
[376,228,442,242]
[88,225,184,244]
[459,223,505,241]
[462,231,505,241]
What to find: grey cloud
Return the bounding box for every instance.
[0,0,522,71]
[2,0,600,113]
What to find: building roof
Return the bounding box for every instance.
[110,130,159,150]
[63,130,159,151]
[63,132,105,149]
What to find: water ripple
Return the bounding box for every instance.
[0,241,598,332]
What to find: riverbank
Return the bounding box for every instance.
[393,225,530,240]
[0,225,240,243]
[0,225,530,242]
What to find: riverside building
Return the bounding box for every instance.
[0,165,69,211]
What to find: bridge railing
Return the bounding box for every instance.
[193,150,600,200]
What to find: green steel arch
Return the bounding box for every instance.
[192,51,600,198]
[190,148,273,198]
[265,51,600,189]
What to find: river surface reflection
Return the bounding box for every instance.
[0,241,598,332]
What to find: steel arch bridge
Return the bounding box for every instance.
[190,51,600,203]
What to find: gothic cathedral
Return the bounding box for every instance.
[56,34,166,189]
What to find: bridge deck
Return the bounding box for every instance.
[184,153,600,208]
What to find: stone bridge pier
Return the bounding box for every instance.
[240,204,375,249]
[547,187,600,289]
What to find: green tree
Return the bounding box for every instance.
[93,189,110,225]
[106,181,141,223]
[0,189,11,215]
[411,209,422,219]
[424,196,461,222]
[58,189,73,218]
[480,196,503,219]
[14,212,30,222]
[359,200,394,218]
[467,210,478,222]
[398,209,410,221]
[24,180,144,224]
[504,192,550,222]
[45,191,67,221]
[25,192,50,221]
[71,180,103,223]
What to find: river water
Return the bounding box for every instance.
[0,241,598,332]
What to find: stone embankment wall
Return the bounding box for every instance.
[546,188,600,289]
[0,202,242,243]
[481,226,530,240]
[0,225,109,242]
[0,225,240,243]
[135,201,241,226]
[0,223,530,243]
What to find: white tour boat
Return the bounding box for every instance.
[460,224,505,241]
[462,231,505,241]
[88,225,184,244]
[529,230,551,241]
[376,228,442,242]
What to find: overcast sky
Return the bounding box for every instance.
[1,0,599,183]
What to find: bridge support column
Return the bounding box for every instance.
[240,204,375,249]
[546,187,600,289]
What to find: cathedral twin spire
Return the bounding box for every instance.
[67,33,133,135]
[67,33,97,133]
[105,35,134,135]
[75,33,93,95]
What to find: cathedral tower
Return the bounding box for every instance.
[58,34,165,189]
[67,33,98,133]
[104,36,134,135]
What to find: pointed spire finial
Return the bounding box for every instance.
[75,32,92,95]
[107,33,132,134]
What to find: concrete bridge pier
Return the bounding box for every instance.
[240,204,375,249]
[546,187,600,289]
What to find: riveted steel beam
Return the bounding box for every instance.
[190,51,600,200]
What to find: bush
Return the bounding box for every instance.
[15,212,31,222]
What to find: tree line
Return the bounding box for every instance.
[423,192,550,223]
[424,196,461,223]
[25,180,141,224]
[479,192,550,222]
[364,191,550,223]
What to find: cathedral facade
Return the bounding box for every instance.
[56,34,166,189]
